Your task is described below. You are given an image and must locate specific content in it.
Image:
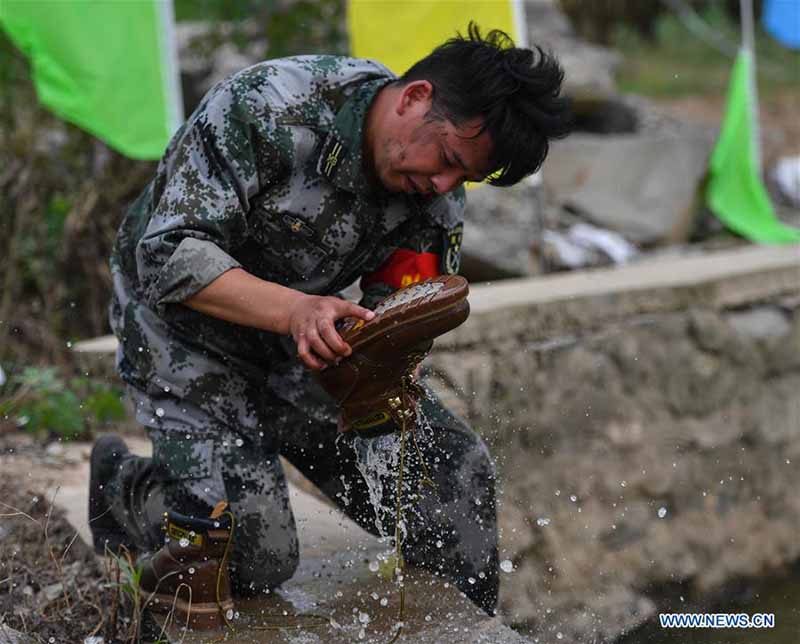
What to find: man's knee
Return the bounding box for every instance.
[229,519,299,595]
[224,462,300,595]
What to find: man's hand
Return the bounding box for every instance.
[183,268,373,370]
[288,294,374,370]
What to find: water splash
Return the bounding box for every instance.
[351,431,401,538]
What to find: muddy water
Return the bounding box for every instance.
[618,573,800,643]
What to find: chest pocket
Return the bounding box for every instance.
[252,210,331,280]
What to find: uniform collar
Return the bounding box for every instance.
[317,77,391,194]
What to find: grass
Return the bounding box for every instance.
[612,5,800,99]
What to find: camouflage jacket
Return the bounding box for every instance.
[110,56,465,432]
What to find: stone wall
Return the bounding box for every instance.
[425,245,800,642]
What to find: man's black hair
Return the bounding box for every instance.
[400,22,571,187]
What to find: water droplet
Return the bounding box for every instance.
[179,537,190,547]
[155,407,165,418]
[657,507,668,518]
[188,567,195,574]
[380,597,388,606]
[500,559,514,573]
[425,614,432,621]
[570,495,577,502]
[368,561,379,572]
[556,632,564,640]
[359,611,370,624]
[226,608,234,620]
[436,540,443,548]
[163,385,171,392]
[235,438,244,447]
[536,517,550,527]
[468,577,476,584]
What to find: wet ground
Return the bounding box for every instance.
[156,553,519,643]
[0,433,529,643]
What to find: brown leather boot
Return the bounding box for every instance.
[318,275,470,434]
[139,510,234,630]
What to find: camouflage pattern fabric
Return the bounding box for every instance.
[110,55,465,427]
[106,55,496,611]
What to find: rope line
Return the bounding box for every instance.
[660,0,797,80]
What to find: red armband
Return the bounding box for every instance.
[361,249,440,289]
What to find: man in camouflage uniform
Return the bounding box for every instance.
[91,25,569,617]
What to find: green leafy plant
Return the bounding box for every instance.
[0,366,125,438]
[104,547,148,643]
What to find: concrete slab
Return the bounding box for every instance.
[31,438,529,644]
[73,244,800,357]
[153,556,525,644]
[467,243,800,313]
[438,243,800,348]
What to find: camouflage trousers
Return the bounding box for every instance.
[105,386,498,613]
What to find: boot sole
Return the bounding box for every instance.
[147,592,235,630]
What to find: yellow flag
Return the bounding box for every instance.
[348,1,526,75]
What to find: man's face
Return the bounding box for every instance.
[371,81,493,196]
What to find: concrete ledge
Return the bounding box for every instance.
[438,244,800,349]
[73,244,800,356]
[72,334,118,353]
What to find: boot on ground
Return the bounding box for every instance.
[139,510,235,630]
[88,434,132,555]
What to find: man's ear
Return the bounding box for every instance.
[396,80,433,116]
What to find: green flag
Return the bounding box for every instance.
[706,50,800,243]
[0,0,182,160]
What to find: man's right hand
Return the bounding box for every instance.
[287,294,374,370]
[184,268,374,371]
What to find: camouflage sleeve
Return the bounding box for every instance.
[136,79,288,313]
[359,188,465,309]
